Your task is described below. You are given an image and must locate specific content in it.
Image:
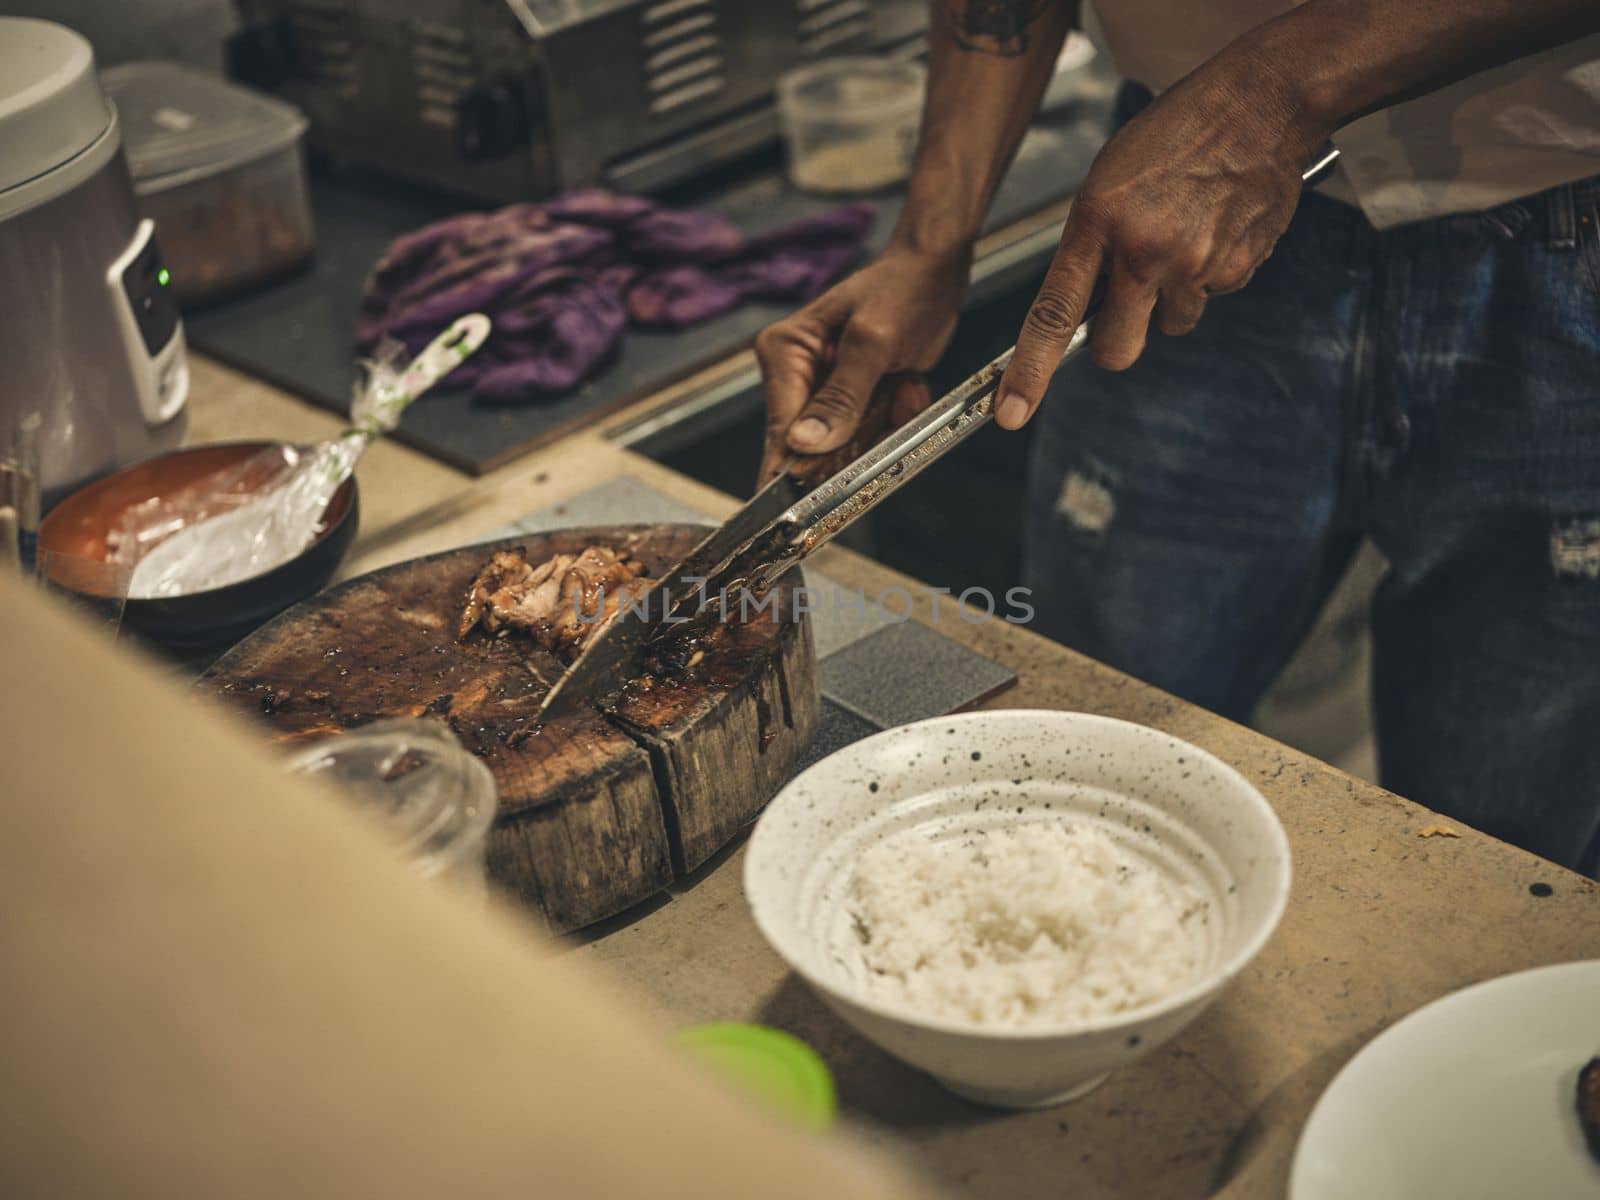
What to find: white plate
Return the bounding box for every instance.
[1290,961,1600,1199]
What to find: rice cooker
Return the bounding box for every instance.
[0,17,188,506]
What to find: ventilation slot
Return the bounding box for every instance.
[287,0,356,94]
[796,0,873,55]
[641,0,726,116]
[410,20,475,130]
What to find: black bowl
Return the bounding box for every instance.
[38,440,360,646]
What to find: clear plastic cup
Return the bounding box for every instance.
[286,718,497,899]
[1,412,41,574]
[777,57,926,194]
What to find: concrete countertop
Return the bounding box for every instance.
[185,349,1600,1199]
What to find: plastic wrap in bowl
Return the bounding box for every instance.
[38,441,357,645]
[745,710,1291,1108]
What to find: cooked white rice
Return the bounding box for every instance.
[845,822,1208,1028]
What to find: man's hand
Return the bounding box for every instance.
[755,245,970,483]
[994,46,1323,429]
[993,0,1600,430]
[754,0,1071,481]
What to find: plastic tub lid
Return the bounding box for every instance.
[675,1023,838,1132]
[0,18,112,194]
[101,60,309,185]
[777,56,926,121]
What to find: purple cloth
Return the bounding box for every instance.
[360,221,614,348]
[471,266,634,402]
[628,201,875,327]
[541,190,658,225]
[625,266,744,327]
[545,189,743,260]
[358,191,875,404]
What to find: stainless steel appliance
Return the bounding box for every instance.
[230,0,915,201]
[0,18,189,506]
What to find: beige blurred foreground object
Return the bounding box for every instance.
[0,574,933,1200]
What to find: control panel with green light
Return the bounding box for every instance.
[106,219,188,426]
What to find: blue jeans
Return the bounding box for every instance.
[1023,102,1600,877]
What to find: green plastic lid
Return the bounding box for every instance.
[675,1023,837,1133]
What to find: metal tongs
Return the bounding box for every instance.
[540,148,1341,718]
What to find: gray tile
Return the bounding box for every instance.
[799,568,899,658]
[791,700,883,776]
[484,476,713,542]
[818,619,1017,729]
[512,474,713,534]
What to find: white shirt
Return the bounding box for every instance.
[1085,1,1600,228]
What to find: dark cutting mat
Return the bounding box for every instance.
[184,78,1114,476]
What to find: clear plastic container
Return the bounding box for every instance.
[777,57,926,194]
[102,61,314,306]
[286,718,497,899]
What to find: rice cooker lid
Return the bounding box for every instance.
[0,18,113,196]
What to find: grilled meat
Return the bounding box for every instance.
[1580,1056,1600,1164]
[458,545,650,661]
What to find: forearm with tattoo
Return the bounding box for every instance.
[891,1,1074,256]
[948,0,1053,57]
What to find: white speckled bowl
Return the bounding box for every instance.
[745,710,1292,1109]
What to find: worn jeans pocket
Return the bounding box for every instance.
[1578,227,1600,299]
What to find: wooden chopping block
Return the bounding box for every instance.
[202,524,820,933]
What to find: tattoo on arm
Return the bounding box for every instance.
[949,0,1053,56]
